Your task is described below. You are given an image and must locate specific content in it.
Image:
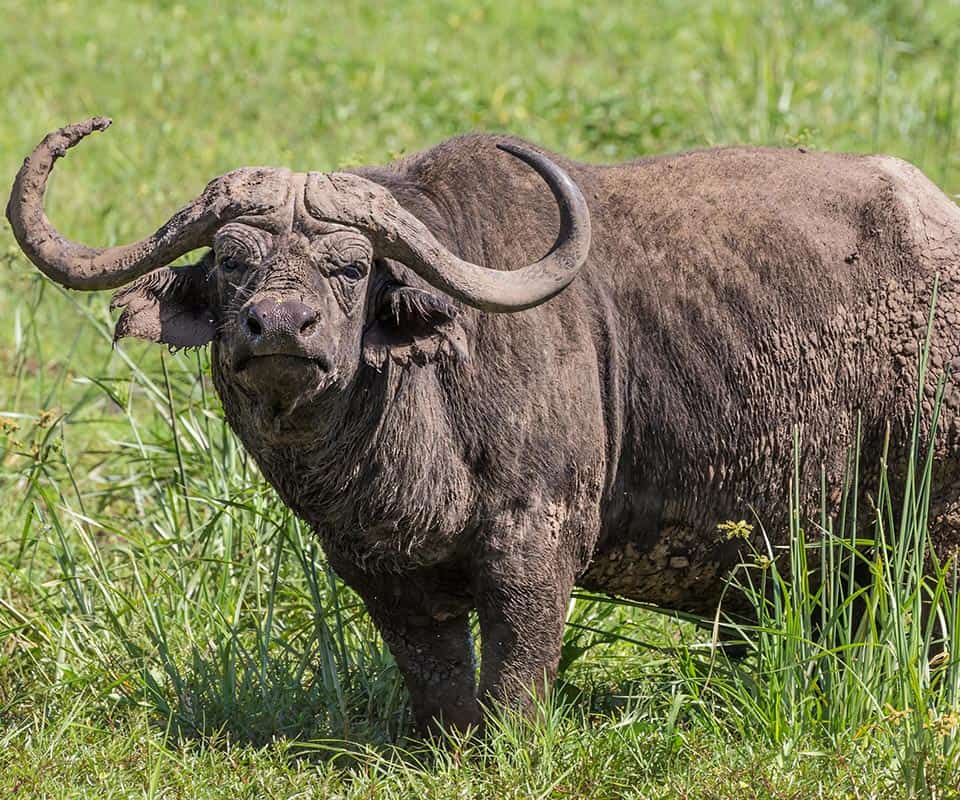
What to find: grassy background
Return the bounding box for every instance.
[2,1,960,797]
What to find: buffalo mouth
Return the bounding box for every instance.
[234,352,333,375]
[232,352,336,419]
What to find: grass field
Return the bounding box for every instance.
[3,1,960,797]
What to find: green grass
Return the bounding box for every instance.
[3,1,960,797]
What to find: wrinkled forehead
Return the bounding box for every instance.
[211,171,374,259]
[208,168,384,227]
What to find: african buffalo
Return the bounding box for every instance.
[8,119,960,735]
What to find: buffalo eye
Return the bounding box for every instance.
[219,255,244,273]
[335,262,366,282]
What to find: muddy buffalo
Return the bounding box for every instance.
[8,118,960,735]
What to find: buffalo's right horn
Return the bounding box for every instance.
[5,118,287,291]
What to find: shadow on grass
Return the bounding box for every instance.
[137,632,413,760]
[141,631,686,775]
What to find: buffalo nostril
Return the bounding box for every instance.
[245,312,263,337]
[299,315,318,336]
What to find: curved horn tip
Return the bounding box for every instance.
[495,141,537,162]
[87,116,113,134]
[47,117,113,156]
[494,142,586,203]
[80,115,113,131]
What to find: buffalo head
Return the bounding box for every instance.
[6,118,590,420]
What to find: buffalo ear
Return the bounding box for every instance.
[111,254,216,350]
[362,284,469,370]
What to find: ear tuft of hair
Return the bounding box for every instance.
[110,265,199,312]
[363,284,468,370]
[379,284,459,327]
[110,257,216,349]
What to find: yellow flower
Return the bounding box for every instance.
[752,554,772,570]
[924,710,959,737]
[717,519,754,540]
[882,704,911,725]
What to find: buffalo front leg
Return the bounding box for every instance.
[474,546,577,716]
[371,604,480,736]
[330,560,480,736]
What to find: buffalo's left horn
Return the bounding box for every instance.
[6,118,245,291]
[376,144,592,313]
[307,145,592,313]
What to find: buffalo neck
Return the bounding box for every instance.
[211,350,478,571]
